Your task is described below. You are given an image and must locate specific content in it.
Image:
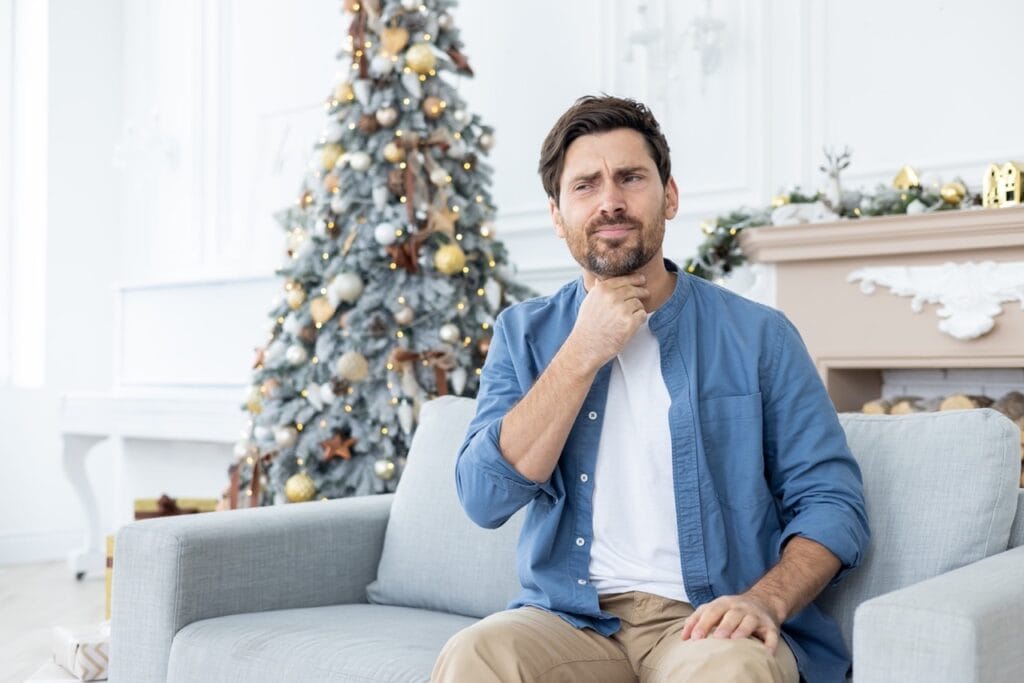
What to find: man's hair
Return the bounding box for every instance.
[538,95,671,203]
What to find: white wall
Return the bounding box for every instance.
[1,0,1022,565]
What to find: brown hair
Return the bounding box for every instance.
[538,95,671,203]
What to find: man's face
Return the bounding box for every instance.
[549,128,678,278]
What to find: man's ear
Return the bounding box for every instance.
[664,176,680,220]
[549,196,566,239]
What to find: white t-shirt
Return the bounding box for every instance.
[587,317,688,603]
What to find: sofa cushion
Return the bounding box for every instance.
[819,408,1020,654]
[166,603,476,682]
[366,396,524,618]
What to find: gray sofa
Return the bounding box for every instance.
[110,396,1024,682]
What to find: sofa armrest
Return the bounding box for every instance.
[852,544,1024,683]
[110,493,393,682]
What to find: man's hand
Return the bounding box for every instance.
[566,273,649,373]
[679,592,785,654]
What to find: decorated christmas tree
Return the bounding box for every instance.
[229,0,533,507]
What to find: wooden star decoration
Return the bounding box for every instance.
[321,433,357,462]
[446,47,474,76]
[252,346,267,369]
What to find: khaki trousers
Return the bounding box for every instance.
[432,591,799,682]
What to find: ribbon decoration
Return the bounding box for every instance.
[229,454,270,509]
[446,47,474,76]
[389,346,457,396]
[348,5,370,79]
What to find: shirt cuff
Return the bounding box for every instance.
[468,417,559,501]
[778,512,866,586]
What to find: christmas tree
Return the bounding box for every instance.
[230,0,533,507]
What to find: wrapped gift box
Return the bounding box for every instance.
[133,494,219,520]
[51,621,110,681]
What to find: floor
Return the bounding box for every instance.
[0,562,106,683]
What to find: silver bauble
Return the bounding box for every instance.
[274,426,298,448]
[374,222,399,245]
[285,344,308,366]
[439,323,460,344]
[347,151,372,171]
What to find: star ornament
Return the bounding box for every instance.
[321,433,357,461]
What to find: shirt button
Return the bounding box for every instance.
[580,473,589,483]
[577,578,588,585]
[575,537,585,546]
[588,411,598,420]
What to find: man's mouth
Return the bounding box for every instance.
[592,224,635,239]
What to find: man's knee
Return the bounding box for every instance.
[645,637,796,683]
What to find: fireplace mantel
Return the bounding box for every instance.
[738,206,1024,411]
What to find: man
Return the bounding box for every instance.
[432,96,869,682]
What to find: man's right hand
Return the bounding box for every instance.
[567,273,650,373]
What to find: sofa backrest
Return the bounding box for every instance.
[366,396,524,618]
[1010,490,1024,549]
[819,409,1021,655]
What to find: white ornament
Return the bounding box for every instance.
[394,305,415,326]
[450,366,468,395]
[398,401,415,435]
[439,323,460,344]
[478,132,494,151]
[374,458,398,480]
[370,55,394,78]
[330,195,347,214]
[314,219,328,237]
[320,381,337,404]
[429,167,449,186]
[484,279,502,310]
[285,344,308,366]
[848,260,1024,341]
[286,228,308,252]
[336,350,370,382]
[437,13,453,30]
[375,106,398,127]
[906,199,928,215]
[285,288,306,309]
[233,440,258,459]
[323,120,344,142]
[401,367,422,398]
[347,151,372,171]
[254,425,272,442]
[274,426,299,448]
[372,185,389,210]
[329,272,364,303]
[374,222,399,245]
[451,109,469,128]
[400,0,418,10]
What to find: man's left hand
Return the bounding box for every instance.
[679,593,784,654]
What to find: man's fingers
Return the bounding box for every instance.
[689,603,728,640]
[712,609,745,638]
[729,614,760,641]
[759,625,780,655]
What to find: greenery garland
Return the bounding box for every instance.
[682,151,984,281]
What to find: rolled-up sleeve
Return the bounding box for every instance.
[456,309,557,529]
[762,313,870,584]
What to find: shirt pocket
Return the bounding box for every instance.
[698,392,771,510]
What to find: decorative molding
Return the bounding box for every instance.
[848,261,1024,341]
[60,390,242,443]
[740,206,1024,263]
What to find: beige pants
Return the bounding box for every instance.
[432,591,799,682]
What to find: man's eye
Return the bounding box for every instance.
[625,175,642,182]
[574,184,591,192]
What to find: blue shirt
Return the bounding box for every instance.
[455,259,870,683]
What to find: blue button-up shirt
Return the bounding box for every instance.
[455,259,870,683]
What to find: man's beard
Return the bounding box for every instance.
[577,214,662,278]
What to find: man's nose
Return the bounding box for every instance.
[598,182,626,216]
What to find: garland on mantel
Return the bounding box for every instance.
[683,149,986,281]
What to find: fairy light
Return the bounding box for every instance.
[457,302,465,310]
[390,262,398,270]
[391,397,399,405]
[477,288,485,296]
[399,162,407,169]
[463,162,472,170]
[386,362,395,370]
[455,233,463,241]
[462,267,470,274]
[397,296,406,304]
[475,368,482,376]
[463,336,471,345]
[481,322,490,330]
[319,420,327,428]
[345,404,353,412]
[297,458,304,466]
[296,423,304,431]
[381,427,390,435]
[402,97,410,105]
[396,330,405,338]
[311,356,319,364]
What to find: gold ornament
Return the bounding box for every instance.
[394,305,415,326]
[320,144,344,171]
[286,287,306,310]
[382,141,405,163]
[334,81,354,102]
[939,181,967,205]
[374,458,397,481]
[310,296,337,325]
[770,195,789,208]
[323,173,340,193]
[336,350,370,382]
[285,472,316,503]
[434,243,466,275]
[381,27,410,55]
[244,385,262,414]
[404,43,436,75]
[422,96,444,119]
[892,165,921,191]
